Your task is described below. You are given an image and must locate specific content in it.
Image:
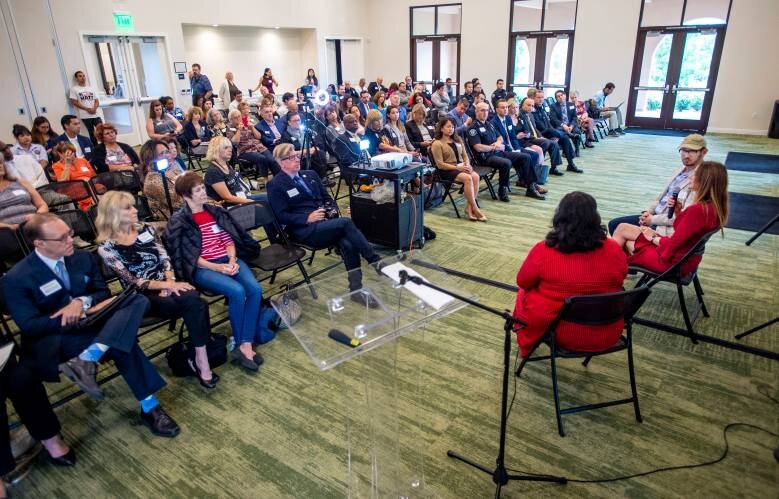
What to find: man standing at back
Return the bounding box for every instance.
[189,63,213,105]
[607,134,707,235]
[69,71,104,145]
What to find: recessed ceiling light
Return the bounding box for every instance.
[212,24,219,27]
[274,26,280,29]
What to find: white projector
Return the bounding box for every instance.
[370,152,412,170]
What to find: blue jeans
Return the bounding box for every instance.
[194,257,262,345]
[607,214,641,235]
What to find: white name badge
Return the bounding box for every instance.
[80,166,90,173]
[479,127,486,133]
[84,147,91,153]
[507,125,513,131]
[236,191,248,199]
[287,188,299,198]
[212,225,223,234]
[107,155,117,162]
[12,189,26,196]
[264,130,271,135]
[137,231,154,243]
[39,280,62,296]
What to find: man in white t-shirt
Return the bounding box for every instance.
[69,70,104,145]
[0,140,48,188]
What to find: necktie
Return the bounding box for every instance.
[528,116,538,139]
[294,175,312,197]
[55,260,71,290]
[500,119,513,151]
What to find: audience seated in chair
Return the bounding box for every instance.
[146,100,182,142]
[47,115,94,163]
[0,154,48,230]
[431,81,451,115]
[513,192,628,357]
[31,116,59,149]
[281,112,329,183]
[268,143,382,304]
[608,134,707,236]
[612,161,728,276]
[491,99,547,194]
[51,142,97,210]
[182,106,212,156]
[448,98,473,136]
[165,172,267,372]
[549,90,584,153]
[367,77,388,98]
[226,110,279,183]
[570,91,596,148]
[506,99,548,182]
[204,136,267,206]
[517,97,564,176]
[140,140,185,218]
[382,106,420,158]
[91,123,140,174]
[162,136,188,172]
[593,82,624,136]
[0,138,48,188]
[333,115,362,170]
[406,104,435,156]
[372,91,388,112]
[430,116,486,222]
[531,89,581,173]
[255,104,285,152]
[3,213,181,437]
[381,94,407,123]
[347,105,366,136]
[160,96,185,122]
[95,191,218,388]
[10,124,48,169]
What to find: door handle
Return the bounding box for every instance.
[670,84,677,94]
[664,84,670,93]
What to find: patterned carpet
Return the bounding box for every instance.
[10,132,779,498]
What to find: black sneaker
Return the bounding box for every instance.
[140,406,181,438]
[525,188,545,200]
[498,187,510,202]
[566,165,584,173]
[549,168,564,176]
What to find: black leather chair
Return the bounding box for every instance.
[516,286,651,436]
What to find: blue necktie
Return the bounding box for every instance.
[294,175,312,197]
[55,260,71,290]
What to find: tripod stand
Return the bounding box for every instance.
[745,213,778,246]
[398,270,567,497]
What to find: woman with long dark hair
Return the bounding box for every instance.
[304,68,318,88]
[513,192,628,357]
[31,116,58,148]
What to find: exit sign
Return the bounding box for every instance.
[113,12,134,32]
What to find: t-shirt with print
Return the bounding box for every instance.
[69,85,104,120]
[203,163,249,202]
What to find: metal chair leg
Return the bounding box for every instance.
[296,260,318,299]
[677,282,699,344]
[692,275,709,318]
[582,356,593,367]
[550,350,565,437]
[515,355,529,377]
[626,326,642,423]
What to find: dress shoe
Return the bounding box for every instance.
[566,165,584,173]
[498,187,510,202]
[188,360,220,389]
[252,353,264,366]
[525,188,546,200]
[61,358,104,401]
[536,185,548,194]
[231,350,259,372]
[140,406,181,438]
[549,168,564,176]
[351,290,380,309]
[584,141,594,148]
[608,130,620,137]
[48,448,76,467]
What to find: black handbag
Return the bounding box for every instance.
[165,329,228,377]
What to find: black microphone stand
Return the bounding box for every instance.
[397,270,567,497]
[158,166,174,217]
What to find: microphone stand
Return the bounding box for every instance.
[158,167,174,218]
[397,270,567,497]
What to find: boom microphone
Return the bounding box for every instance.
[667,189,680,219]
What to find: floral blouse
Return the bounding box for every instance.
[98,224,172,291]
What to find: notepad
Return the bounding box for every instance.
[381,262,455,310]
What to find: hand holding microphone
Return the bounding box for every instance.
[666,189,680,219]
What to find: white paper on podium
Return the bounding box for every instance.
[380,262,455,310]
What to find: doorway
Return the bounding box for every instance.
[508,32,573,98]
[325,39,364,87]
[627,27,725,131]
[411,36,460,93]
[81,35,173,145]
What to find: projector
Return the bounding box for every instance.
[370,152,412,170]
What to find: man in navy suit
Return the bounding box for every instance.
[333,115,362,168]
[2,213,180,437]
[549,90,588,151]
[47,115,94,163]
[531,90,582,173]
[490,99,547,194]
[358,91,372,120]
[255,104,285,151]
[519,97,564,176]
[268,144,381,306]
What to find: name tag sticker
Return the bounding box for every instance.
[264,130,271,135]
[80,166,90,173]
[479,127,486,133]
[287,188,300,198]
[39,280,62,296]
[137,231,154,243]
[12,189,26,196]
[84,147,91,153]
[507,125,513,130]
[212,225,222,234]
[107,155,117,162]
[236,191,248,199]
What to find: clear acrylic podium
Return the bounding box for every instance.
[271,251,474,498]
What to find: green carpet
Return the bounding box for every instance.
[10,132,779,498]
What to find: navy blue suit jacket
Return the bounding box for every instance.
[532,104,554,133]
[267,170,331,240]
[489,115,522,151]
[2,250,109,381]
[47,134,94,162]
[333,131,360,168]
[255,118,284,150]
[549,102,578,129]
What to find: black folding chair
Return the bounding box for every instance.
[424,152,464,218]
[89,170,142,194]
[516,286,651,437]
[0,227,29,274]
[37,180,97,210]
[459,131,498,200]
[630,228,720,344]
[227,202,316,298]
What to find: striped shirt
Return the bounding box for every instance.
[193,210,233,261]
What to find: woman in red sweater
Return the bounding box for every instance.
[612,161,728,276]
[513,192,628,357]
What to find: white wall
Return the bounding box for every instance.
[182,25,317,100]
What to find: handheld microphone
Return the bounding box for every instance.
[667,189,680,219]
[328,329,360,348]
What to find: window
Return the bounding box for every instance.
[410,4,461,36]
[410,4,462,90]
[641,0,731,27]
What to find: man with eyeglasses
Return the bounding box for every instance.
[2,213,181,438]
[607,134,708,235]
[268,144,382,307]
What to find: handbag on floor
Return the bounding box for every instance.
[166,328,228,377]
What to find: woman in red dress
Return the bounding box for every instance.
[612,161,728,276]
[513,192,628,357]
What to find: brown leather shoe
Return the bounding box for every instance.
[140,406,181,438]
[61,358,104,401]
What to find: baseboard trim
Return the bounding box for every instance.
[707,127,768,136]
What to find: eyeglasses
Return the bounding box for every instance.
[279,155,300,162]
[40,229,74,243]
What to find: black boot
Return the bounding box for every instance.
[498,186,510,202]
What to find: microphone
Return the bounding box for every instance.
[667,189,680,219]
[328,329,360,348]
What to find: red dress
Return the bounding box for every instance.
[513,239,628,357]
[628,202,719,276]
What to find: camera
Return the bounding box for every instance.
[321,200,339,220]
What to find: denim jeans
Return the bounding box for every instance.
[194,256,262,345]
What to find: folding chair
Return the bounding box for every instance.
[424,152,464,218]
[631,228,720,344]
[0,227,29,274]
[37,180,97,210]
[89,170,142,194]
[460,131,498,200]
[516,286,651,436]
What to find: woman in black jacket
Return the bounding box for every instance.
[405,104,435,157]
[91,122,141,173]
[181,107,212,155]
[165,172,268,372]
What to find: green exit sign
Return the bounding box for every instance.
[113,12,134,32]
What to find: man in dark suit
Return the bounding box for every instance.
[255,104,285,151]
[46,115,94,162]
[2,214,180,437]
[333,115,362,169]
[549,90,588,151]
[490,99,546,193]
[531,90,582,173]
[281,112,330,183]
[518,97,563,176]
[358,91,372,120]
[268,144,381,306]
[367,77,388,98]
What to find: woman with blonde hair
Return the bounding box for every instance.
[203,136,266,205]
[96,191,218,387]
[613,161,729,275]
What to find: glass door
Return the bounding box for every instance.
[627,27,724,131]
[509,33,574,98]
[82,35,173,145]
[412,37,460,93]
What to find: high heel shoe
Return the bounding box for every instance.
[189,359,220,389]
